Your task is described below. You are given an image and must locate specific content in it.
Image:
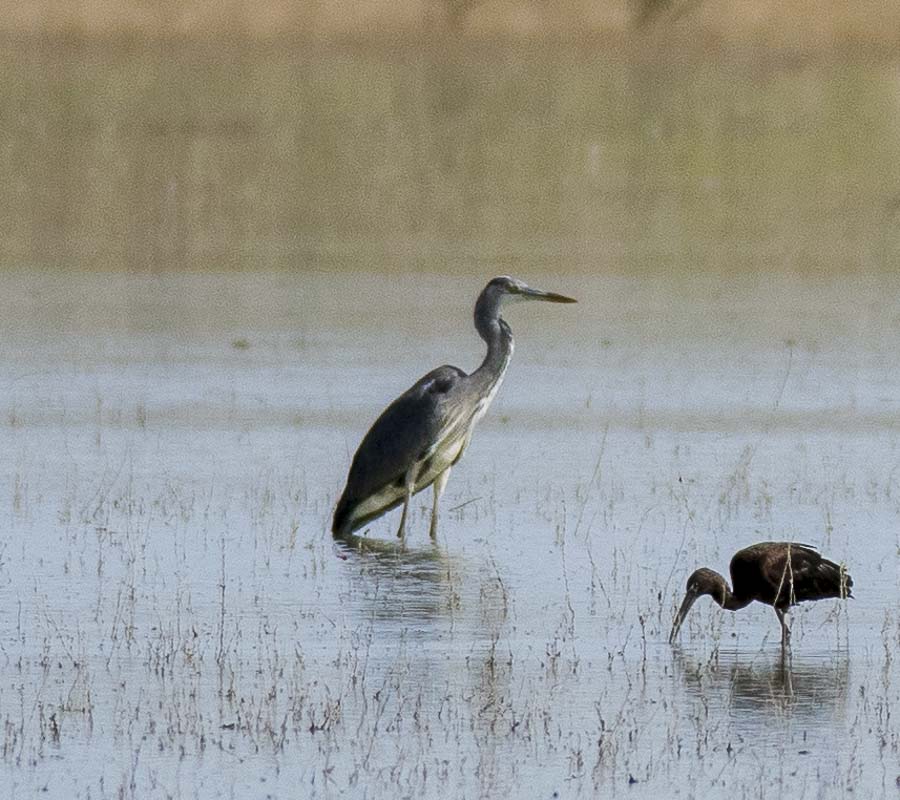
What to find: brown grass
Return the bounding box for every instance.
[4,0,900,52]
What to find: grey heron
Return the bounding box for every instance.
[669,542,853,649]
[332,276,576,540]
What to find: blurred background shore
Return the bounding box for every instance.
[4,0,900,50]
[3,1,899,275]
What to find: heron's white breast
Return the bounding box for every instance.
[469,347,512,429]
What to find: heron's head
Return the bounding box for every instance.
[483,275,577,306]
[668,568,726,643]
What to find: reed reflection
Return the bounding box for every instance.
[334,529,512,657]
[334,533,460,627]
[673,645,849,723]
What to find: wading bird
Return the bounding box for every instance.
[669,542,852,648]
[332,276,576,540]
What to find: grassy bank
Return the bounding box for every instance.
[3,0,900,53]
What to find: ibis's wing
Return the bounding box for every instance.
[731,542,852,606]
[333,366,467,535]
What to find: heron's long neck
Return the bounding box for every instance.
[472,298,513,390]
[708,573,752,612]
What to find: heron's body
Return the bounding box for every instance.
[332,277,573,540]
[669,542,853,647]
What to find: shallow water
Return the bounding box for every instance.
[1,267,898,799]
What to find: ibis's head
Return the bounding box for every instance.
[668,568,727,643]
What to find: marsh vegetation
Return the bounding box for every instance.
[2,268,898,798]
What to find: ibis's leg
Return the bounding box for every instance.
[429,468,450,541]
[775,607,791,649]
[778,650,794,693]
[396,467,417,540]
[777,609,794,679]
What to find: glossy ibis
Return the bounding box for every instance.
[669,542,852,647]
[332,276,576,540]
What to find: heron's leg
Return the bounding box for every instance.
[397,467,417,540]
[429,468,450,540]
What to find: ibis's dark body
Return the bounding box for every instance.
[670,541,853,646]
[728,542,853,609]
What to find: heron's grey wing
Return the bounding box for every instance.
[333,366,467,535]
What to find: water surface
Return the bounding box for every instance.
[1,267,898,799]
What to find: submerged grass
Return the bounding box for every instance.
[1,406,896,798]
